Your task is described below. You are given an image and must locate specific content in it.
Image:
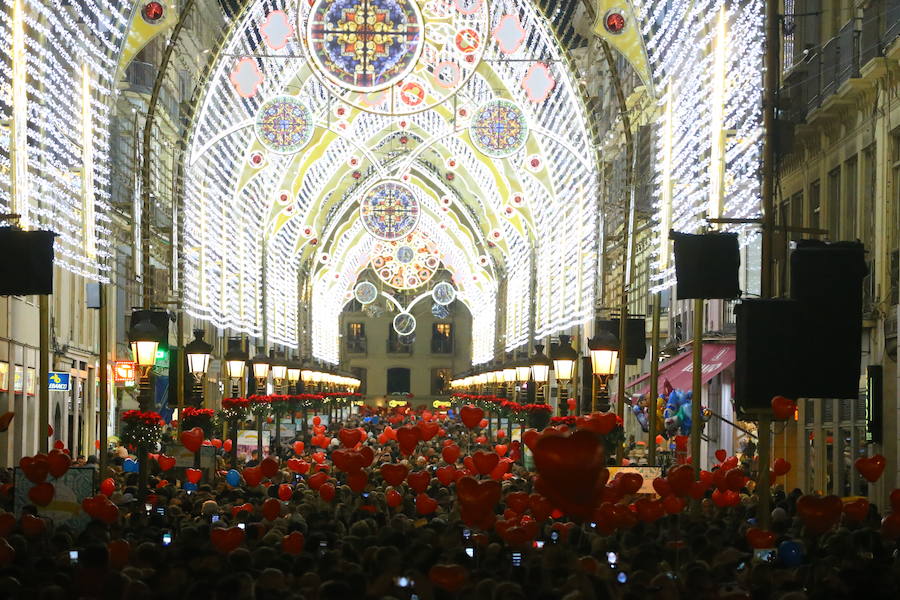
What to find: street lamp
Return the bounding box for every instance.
[502,366,517,401]
[271,352,288,393]
[551,335,578,415]
[286,357,302,394]
[127,314,161,501]
[588,330,619,413]
[185,329,213,382]
[529,344,551,403]
[224,338,248,397]
[251,347,270,391]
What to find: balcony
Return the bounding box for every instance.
[431,337,453,354]
[345,338,367,356]
[782,3,900,126]
[386,339,413,356]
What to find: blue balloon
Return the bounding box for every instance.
[778,540,804,567]
[123,458,139,473]
[183,482,198,491]
[226,469,241,487]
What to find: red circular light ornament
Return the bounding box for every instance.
[604,12,626,34]
[141,2,165,24]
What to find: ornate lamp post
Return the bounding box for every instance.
[529,345,551,403]
[185,329,212,407]
[128,316,160,501]
[588,331,619,413]
[250,348,270,458]
[223,338,248,464]
[270,352,288,453]
[552,335,578,416]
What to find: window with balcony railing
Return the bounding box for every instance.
[346,322,366,354]
[431,323,453,354]
[387,325,413,354]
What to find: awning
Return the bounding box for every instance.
[623,343,736,398]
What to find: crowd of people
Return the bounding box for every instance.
[0,406,898,600]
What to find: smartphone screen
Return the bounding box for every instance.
[550,531,559,542]
[754,549,776,563]
[511,552,522,567]
[237,523,246,530]
[69,550,79,564]
[156,506,165,516]
[319,540,327,556]
[462,528,471,540]
[211,514,220,523]
[162,532,172,546]
[361,492,370,499]
[394,576,411,588]
[533,541,545,549]
[465,547,474,558]
[607,552,618,565]
[617,572,627,584]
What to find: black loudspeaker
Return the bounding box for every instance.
[596,318,647,364]
[671,231,741,299]
[790,241,866,399]
[734,299,803,414]
[0,229,55,295]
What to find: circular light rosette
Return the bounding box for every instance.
[359,180,421,241]
[432,281,457,305]
[254,95,315,154]
[393,312,417,336]
[354,281,379,304]
[468,99,529,158]
[369,231,441,290]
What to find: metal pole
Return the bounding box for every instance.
[648,292,661,466]
[691,298,703,480]
[176,311,184,436]
[755,0,781,532]
[39,294,50,454]
[99,283,109,476]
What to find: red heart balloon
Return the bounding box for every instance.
[457,476,501,511]
[287,458,309,474]
[725,468,747,492]
[308,471,328,490]
[472,450,499,475]
[714,449,727,462]
[47,450,71,479]
[242,465,263,487]
[666,464,695,497]
[312,416,321,426]
[441,444,460,464]
[773,458,791,476]
[711,489,740,508]
[380,463,409,487]
[277,483,293,501]
[180,427,204,453]
[282,531,305,555]
[618,472,643,495]
[415,493,437,515]
[494,444,508,457]
[843,498,869,522]
[107,539,130,569]
[407,470,431,494]
[223,439,233,452]
[576,412,617,435]
[436,465,457,486]
[522,429,540,450]
[662,494,685,514]
[312,452,325,464]
[771,395,797,420]
[20,455,50,484]
[746,528,776,549]
[633,498,665,523]
[259,456,279,478]
[396,425,421,456]
[210,438,223,448]
[332,449,366,472]
[386,488,403,507]
[417,420,440,441]
[21,513,45,536]
[262,497,281,521]
[100,477,116,496]
[505,491,530,514]
[292,441,305,455]
[338,428,362,448]
[652,478,672,497]
[428,564,468,592]
[532,430,608,520]
[689,481,708,501]
[319,482,336,502]
[28,482,54,506]
[185,468,202,484]
[881,512,900,539]
[156,454,176,472]
[529,494,552,522]
[796,494,842,534]
[210,527,245,553]
[854,455,886,482]
[347,470,368,493]
[459,405,484,429]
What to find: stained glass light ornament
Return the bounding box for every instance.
[393,312,417,336]
[254,95,314,154]
[370,232,440,290]
[306,0,424,91]
[431,303,450,319]
[469,99,529,158]
[354,281,379,305]
[432,281,457,305]
[359,181,421,241]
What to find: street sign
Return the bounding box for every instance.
[48,372,71,392]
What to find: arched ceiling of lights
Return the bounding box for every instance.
[184,0,601,365]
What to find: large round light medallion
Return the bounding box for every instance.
[301,0,488,115]
[359,180,420,241]
[254,95,314,154]
[353,281,379,305]
[469,99,529,158]
[370,232,440,290]
[393,312,417,336]
[432,281,457,306]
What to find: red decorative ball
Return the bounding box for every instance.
[605,12,626,34]
[446,173,455,181]
[142,1,165,23]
